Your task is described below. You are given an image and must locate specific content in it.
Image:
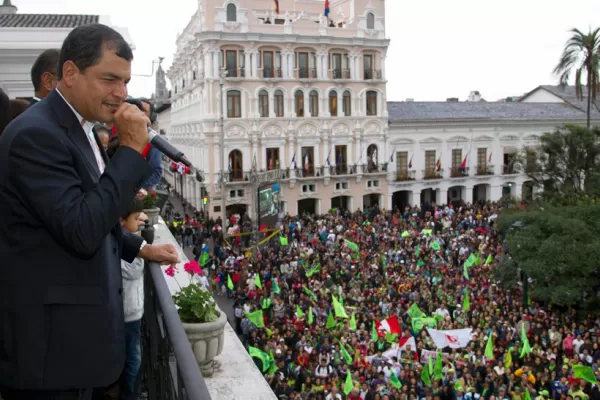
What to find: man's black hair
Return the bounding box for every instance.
[30,49,60,91]
[57,24,133,80]
[121,196,144,219]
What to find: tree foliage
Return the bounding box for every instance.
[518,124,600,205]
[496,203,600,307]
[553,27,600,127]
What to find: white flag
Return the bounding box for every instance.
[427,328,472,349]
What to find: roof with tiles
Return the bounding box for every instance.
[387,101,598,121]
[531,85,600,113]
[0,13,98,28]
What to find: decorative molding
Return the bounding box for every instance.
[298,124,317,136]
[419,137,443,144]
[332,123,350,136]
[364,122,381,135]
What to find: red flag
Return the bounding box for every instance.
[459,155,467,170]
[375,316,401,335]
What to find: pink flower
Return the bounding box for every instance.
[165,266,176,277]
[183,260,202,276]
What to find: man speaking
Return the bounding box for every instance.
[0,24,180,399]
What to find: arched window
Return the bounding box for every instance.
[226,3,237,22]
[367,144,378,172]
[274,90,284,117]
[295,90,304,117]
[366,90,377,116]
[309,90,319,117]
[228,149,243,181]
[366,13,375,30]
[258,90,269,118]
[343,90,352,116]
[329,90,338,117]
[227,90,242,118]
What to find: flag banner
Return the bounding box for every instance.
[427,328,472,349]
[376,315,401,334]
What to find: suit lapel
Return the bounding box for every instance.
[47,90,100,179]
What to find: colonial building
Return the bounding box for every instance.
[386,100,600,209]
[162,0,390,219]
[0,0,133,98]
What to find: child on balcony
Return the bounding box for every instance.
[120,196,146,400]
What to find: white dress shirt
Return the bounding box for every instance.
[56,89,105,173]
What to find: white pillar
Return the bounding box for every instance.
[252,51,259,77]
[281,51,288,78]
[381,53,386,80]
[410,190,421,207]
[514,183,522,199]
[490,185,503,201]
[387,193,393,210]
[287,53,294,79]
[212,50,219,78]
[464,186,473,204]
[204,51,212,78]
[269,92,275,118]
[437,189,448,206]
[337,92,343,117]
[244,51,251,77]
[305,92,311,117]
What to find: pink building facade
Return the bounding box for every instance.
[164,0,390,219]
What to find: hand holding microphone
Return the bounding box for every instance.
[113,102,150,154]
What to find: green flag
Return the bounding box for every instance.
[401,230,410,238]
[332,295,348,319]
[227,274,234,291]
[344,239,359,252]
[423,229,432,236]
[421,365,431,386]
[199,251,210,266]
[307,307,314,325]
[246,310,264,328]
[254,274,262,289]
[268,351,278,375]
[385,332,398,344]
[463,263,469,280]
[390,373,402,389]
[465,253,477,268]
[485,333,495,360]
[520,324,532,358]
[262,298,271,309]
[302,285,318,301]
[407,304,425,319]
[371,321,378,342]
[524,390,531,400]
[434,351,443,381]
[272,278,280,294]
[326,311,336,329]
[296,305,304,318]
[340,342,353,365]
[349,312,357,330]
[343,371,354,395]
[279,236,288,246]
[428,354,434,375]
[248,346,270,372]
[431,242,441,251]
[463,290,470,311]
[505,349,512,369]
[485,253,493,266]
[573,365,599,384]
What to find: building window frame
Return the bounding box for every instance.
[366,90,377,116]
[227,90,242,118]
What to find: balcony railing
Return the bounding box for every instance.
[450,167,470,178]
[364,69,382,80]
[261,67,282,79]
[295,165,327,178]
[476,165,494,176]
[219,170,251,183]
[140,258,212,400]
[330,68,351,79]
[330,164,358,176]
[226,67,245,78]
[502,164,518,175]
[396,170,416,181]
[422,169,444,180]
[297,68,317,79]
[363,162,388,174]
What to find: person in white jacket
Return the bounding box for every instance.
[120,197,146,400]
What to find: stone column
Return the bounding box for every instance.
[337,92,343,117]
[204,50,212,78]
[212,50,219,78]
[269,92,275,118]
[387,193,393,210]
[436,189,448,206]
[244,51,251,77]
[464,186,474,204]
[305,91,311,117]
[288,52,294,79]
[280,51,288,78]
[252,51,259,78]
[290,139,296,179]
[410,190,421,207]
[323,134,330,176]
[513,182,522,199]
[381,53,386,80]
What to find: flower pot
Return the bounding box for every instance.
[143,207,160,226]
[182,309,227,377]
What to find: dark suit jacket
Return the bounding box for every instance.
[0,90,151,390]
[28,98,38,106]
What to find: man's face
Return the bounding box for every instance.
[62,47,130,123]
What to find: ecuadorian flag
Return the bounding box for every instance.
[274,0,280,14]
[324,0,330,17]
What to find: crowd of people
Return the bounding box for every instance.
[194,202,600,400]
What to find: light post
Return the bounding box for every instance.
[219,69,228,231]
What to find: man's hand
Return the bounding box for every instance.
[114,102,150,154]
[140,243,180,265]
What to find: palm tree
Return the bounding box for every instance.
[553,28,600,128]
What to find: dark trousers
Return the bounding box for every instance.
[120,320,142,400]
[0,387,93,400]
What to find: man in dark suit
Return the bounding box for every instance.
[29,48,60,105]
[0,24,180,399]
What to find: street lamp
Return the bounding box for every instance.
[219,69,228,231]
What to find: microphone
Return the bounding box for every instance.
[148,128,192,167]
[123,97,192,167]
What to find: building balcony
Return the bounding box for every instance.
[295,165,326,178]
[138,221,277,400]
[296,68,318,79]
[476,165,494,176]
[364,69,382,80]
[329,68,351,80]
[225,67,246,78]
[329,164,358,176]
[363,162,388,174]
[450,167,470,178]
[260,67,282,79]
[502,164,518,175]
[396,170,416,181]
[422,169,444,180]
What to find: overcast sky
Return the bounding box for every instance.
[16,0,600,101]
